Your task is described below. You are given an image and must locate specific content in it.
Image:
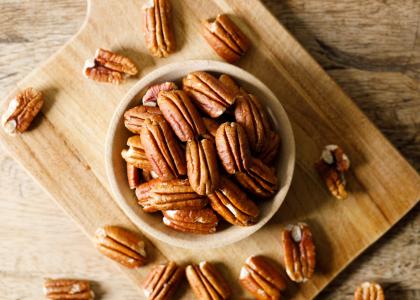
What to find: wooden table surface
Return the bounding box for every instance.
[0,0,418,299]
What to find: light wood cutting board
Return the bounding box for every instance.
[1,0,418,299]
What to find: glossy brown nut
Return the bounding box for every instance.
[143,0,176,57]
[186,261,231,299]
[43,278,94,300]
[215,122,251,174]
[208,177,259,226]
[121,135,153,170]
[142,81,178,107]
[162,208,218,234]
[354,282,385,300]
[157,90,207,141]
[239,256,286,300]
[143,261,184,300]
[126,162,141,189]
[183,71,236,118]
[186,138,220,195]
[257,131,281,164]
[234,158,278,198]
[94,225,147,268]
[141,117,187,180]
[282,223,316,282]
[124,105,162,134]
[202,14,250,63]
[202,117,220,138]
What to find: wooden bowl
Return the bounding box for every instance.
[105,60,295,249]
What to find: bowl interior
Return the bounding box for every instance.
[105,60,295,249]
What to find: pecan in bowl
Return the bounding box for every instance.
[105,60,295,249]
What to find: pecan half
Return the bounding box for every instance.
[234,93,271,154]
[202,14,250,63]
[2,88,44,136]
[127,162,141,189]
[208,177,259,226]
[143,0,176,57]
[43,278,94,300]
[257,131,281,164]
[186,138,220,195]
[143,261,184,300]
[354,282,385,300]
[124,105,162,134]
[239,256,286,300]
[215,122,251,174]
[219,74,241,95]
[202,117,220,138]
[162,208,218,234]
[94,225,147,268]
[183,71,236,118]
[282,223,316,282]
[83,48,137,84]
[157,90,207,141]
[186,261,231,300]
[137,178,208,211]
[314,145,350,200]
[141,118,187,180]
[121,135,153,170]
[235,158,278,198]
[143,81,178,107]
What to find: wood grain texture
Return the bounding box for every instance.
[0,1,418,300]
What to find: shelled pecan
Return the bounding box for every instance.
[186,138,220,195]
[208,177,259,226]
[219,74,241,95]
[235,158,277,198]
[162,208,218,234]
[1,87,44,136]
[143,81,178,107]
[314,144,350,199]
[136,178,208,211]
[202,14,250,63]
[215,122,251,174]
[141,117,187,180]
[143,261,184,300]
[234,93,271,154]
[186,261,231,299]
[202,117,220,138]
[143,0,176,57]
[94,225,147,268]
[43,278,94,300]
[121,135,153,170]
[124,105,162,134]
[257,131,281,164]
[157,90,206,141]
[239,256,286,300]
[282,223,316,282]
[83,48,137,84]
[183,71,236,118]
[354,282,385,300]
[126,162,141,189]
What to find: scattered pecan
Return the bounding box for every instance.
[314,144,350,199]
[157,90,206,141]
[136,178,208,211]
[127,162,141,189]
[124,105,162,134]
[43,278,94,300]
[239,255,286,300]
[202,117,220,138]
[121,135,153,170]
[83,48,137,84]
[215,122,251,174]
[183,71,236,118]
[186,261,231,299]
[1,87,44,136]
[354,282,385,300]
[234,93,271,154]
[94,225,147,268]
[186,138,220,195]
[162,208,218,234]
[282,223,316,282]
[202,14,250,63]
[141,117,187,180]
[143,261,184,300]
[235,158,278,198]
[208,177,259,226]
[143,81,178,107]
[143,0,176,57]
[257,131,281,164]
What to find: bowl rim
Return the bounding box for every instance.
[105,60,295,249]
